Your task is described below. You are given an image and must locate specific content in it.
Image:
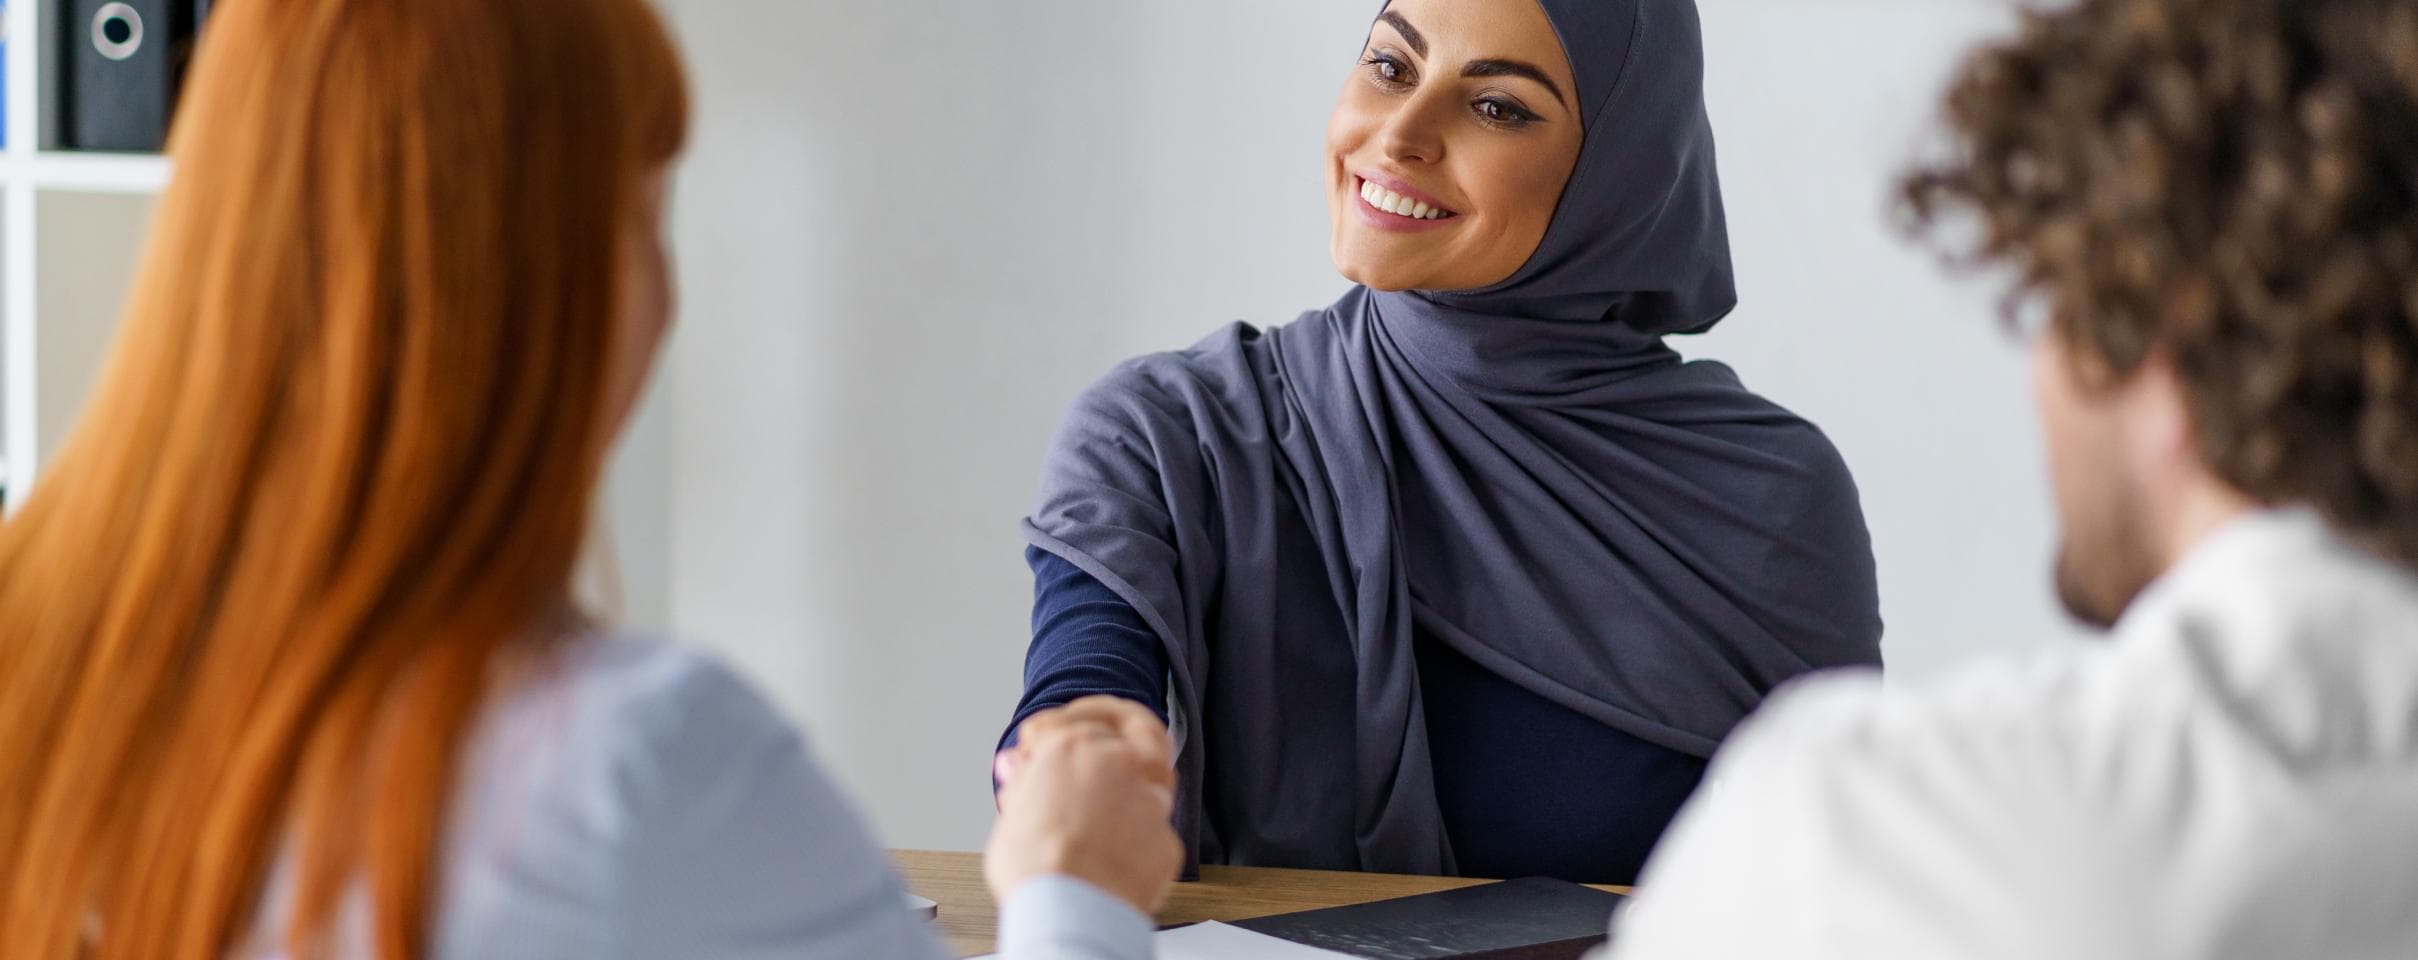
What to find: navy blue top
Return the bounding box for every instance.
[1003,548,1706,885]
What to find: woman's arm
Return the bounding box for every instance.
[621,657,1160,960]
[1000,547,1172,755]
[611,660,952,959]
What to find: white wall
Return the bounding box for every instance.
[640,0,2088,852]
[34,192,156,469]
[1689,0,2091,672]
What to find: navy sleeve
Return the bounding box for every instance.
[998,547,1172,755]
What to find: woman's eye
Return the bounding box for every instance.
[1363,55,1410,86]
[1476,98,1538,127]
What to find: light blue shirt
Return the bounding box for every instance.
[237,635,1151,960]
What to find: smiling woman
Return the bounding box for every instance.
[1000,0,1884,886]
[1328,0,1583,291]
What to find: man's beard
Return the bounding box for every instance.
[2051,478,2161,630]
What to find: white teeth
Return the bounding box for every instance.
[1359,178,1449,220]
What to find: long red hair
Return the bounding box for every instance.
[0,0,686,956]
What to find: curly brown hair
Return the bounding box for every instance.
[1903,0,2418,566]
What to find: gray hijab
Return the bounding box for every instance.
[1024,0,1880,874]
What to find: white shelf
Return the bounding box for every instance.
[0,0,176,512]
[0,152,174,194]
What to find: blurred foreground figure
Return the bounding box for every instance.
[0,1,1177,958]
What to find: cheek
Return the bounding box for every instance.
[2032,343,2072,464]
[624,236,666,334]
[1326,86,1376,164]
[2031,340,2063,431]
[2033,339,2102,451]
[615,231,672,384]
[1464,138,1575,246]
[2033,341,2106,520]
[1517,147,1575,228]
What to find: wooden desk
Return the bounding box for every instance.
[894,849,1631,958]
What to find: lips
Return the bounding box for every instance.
[1356,175,1458,220]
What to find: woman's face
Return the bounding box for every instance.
[1326,0,1584,293]
[605,170,674,445]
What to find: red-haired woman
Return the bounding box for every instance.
[0,1,1176,957]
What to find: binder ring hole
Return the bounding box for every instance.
[93,3,145,61]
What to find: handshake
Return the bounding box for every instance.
[984,696,1186,915]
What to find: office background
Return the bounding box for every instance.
[15,0,2081,854]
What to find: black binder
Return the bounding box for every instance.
[60,0,206,151]
[1231,877,1624,960]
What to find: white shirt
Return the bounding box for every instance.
[1605,509,2418,959]
[237,635,1152,960]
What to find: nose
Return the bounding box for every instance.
[1373,87,1449,166]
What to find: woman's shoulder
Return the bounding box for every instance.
[453,634,804,853]
[435,633,802,943]
[1078,321,1270,401]
[1047,320,1298,451]
[1643,359,1858,471]
[433,633,953,958]
[482,633,796,769]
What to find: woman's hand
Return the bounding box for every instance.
[995,695,1174,787]
[984,696,1181,915]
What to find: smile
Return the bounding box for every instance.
[1357,177,1457,221]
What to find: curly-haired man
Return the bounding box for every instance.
[1603,0,2418,956]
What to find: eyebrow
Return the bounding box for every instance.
[1464,59,1570,110]
[1373,11,1571,112]
[1376,11,1427,58]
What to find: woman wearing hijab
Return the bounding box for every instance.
[1001,0,1883,886]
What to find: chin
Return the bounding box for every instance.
[2052,539,2155,631]
[1329,249,1421,293]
